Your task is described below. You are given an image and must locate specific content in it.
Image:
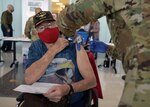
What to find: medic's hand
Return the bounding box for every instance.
[7,29,10,32]
[43,85,70,103]
[47,38,69,54]
[90,40,109,53]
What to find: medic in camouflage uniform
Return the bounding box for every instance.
[56,0,150,107]
[24,8,42,41]
[24,16,38,40]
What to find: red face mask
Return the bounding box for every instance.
[38,27,59,44]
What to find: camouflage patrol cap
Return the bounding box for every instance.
[33,11,55,27]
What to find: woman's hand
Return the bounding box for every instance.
[43,84,70,102]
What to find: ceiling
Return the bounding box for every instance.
[52,0,69,13]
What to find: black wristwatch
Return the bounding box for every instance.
[68,84,74,95]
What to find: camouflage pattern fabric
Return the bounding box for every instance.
[57,0,150,107]
[24,16,39,41]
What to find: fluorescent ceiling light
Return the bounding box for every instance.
[56,2,63,5]
[60,5,65,8]
[52,0,59,2]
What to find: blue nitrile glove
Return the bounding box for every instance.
[76,36,83,51]
[90,40,109,53]
[76,31,89,44]
[67,36,82,51]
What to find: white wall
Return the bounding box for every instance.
[99,16,111,43]
[70,0,77,4]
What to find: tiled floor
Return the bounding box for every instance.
[0,44,125,107]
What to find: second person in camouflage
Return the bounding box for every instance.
[24,8,42,41]
[56,0,150,107]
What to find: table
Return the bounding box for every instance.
[0,37,5,63]
[1,37,31,67]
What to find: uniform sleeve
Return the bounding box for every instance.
[2,12,9,29]
[57,0,132,60]
[56,0,115,37]
[24,17,32,39]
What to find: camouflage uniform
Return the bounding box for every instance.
[24,16,39,41]
[57,0,150,107]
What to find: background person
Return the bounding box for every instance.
[90,20,100,41]
[24,7,42,41]
[1,4,14,52]
[90,20,100,59]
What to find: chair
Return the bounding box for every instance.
[16,88,98,107]
[87,51,103,99]
[16,93,24,107]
